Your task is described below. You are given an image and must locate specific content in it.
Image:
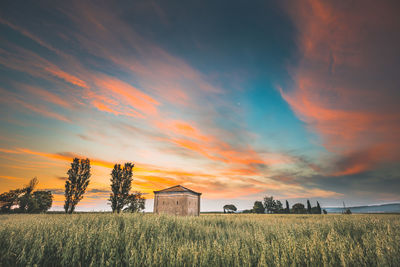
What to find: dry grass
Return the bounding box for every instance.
[0,213,399,266]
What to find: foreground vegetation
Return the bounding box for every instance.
[0,214,399,266]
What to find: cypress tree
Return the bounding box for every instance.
[307,199,312,214]
[285,200,290,213]
[316,201,322,214]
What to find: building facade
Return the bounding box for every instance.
[153,185,201,216]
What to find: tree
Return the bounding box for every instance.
[253,201,265,214]
[0,178,53,214]
[223,204,237,213]
[307,199,312,214]
[32,191,53,213]
[263,196,275,214]
[274,200,283,213]
[19,177,38,213]
[285,200,290,214]
[344,208,352,215]
[109,163,134,213]
[64,158,91,214]
[0,189,24,213]
[123,192,145,213]
[323,209,328,214]
[292,203,306,214]
[316,201,322,214]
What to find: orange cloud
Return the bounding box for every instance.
[16,83,72,109]
[281,0,400,175]
[44,66,88,89]
[0,90,70,122]
[91,75,159,117]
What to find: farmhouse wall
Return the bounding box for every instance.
[154,193,199,216]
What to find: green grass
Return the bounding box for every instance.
[0,214,399,266]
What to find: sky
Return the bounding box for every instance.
[0,0,399,211]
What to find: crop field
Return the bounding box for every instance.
[0,214,399,266]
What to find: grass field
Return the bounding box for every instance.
[0,214,399,266]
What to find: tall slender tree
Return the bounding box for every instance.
[109,163,134,213]
[64,158,91,214]
[316,201,322,214]
[285,200,290,214]
[307,199,312,214]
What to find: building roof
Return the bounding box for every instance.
[154,185,201,196]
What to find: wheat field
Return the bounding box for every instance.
[0,213,399,266]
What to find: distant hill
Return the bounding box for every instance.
[324,203,400,214]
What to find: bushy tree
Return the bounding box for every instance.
[274,200,283,213]
[344,208,352,215]
[32,191,53,213]
[253,201,265,214]
[323,209,328,214]
[0,189,24,213]
[263,196,286,213]
[64,158,91,214]
[263,196,275,214]
[19,177,38,213]
[109,163,134,213]
[292,203,306,214]
[223,204,237,213]
[0,178,53,213]
[123,192,145,213]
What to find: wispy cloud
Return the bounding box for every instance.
[280,0,400,175]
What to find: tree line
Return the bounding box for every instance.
[63,158,145,213]
[0,177,53,213]
[225,196,328,214]
[0,157,145,214]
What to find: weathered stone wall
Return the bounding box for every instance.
[154,193,199,216]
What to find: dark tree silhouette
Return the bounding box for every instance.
[124,192,145,213]
[344,208,352,215]
[307,199,312,214]
[253,201,265,214]
[32,191,53,213]
[285,200,290,214]
[275,200,283,213]
[64,158,91,214]
[223,204,237,213]
[323,209,328,214]
[1,178,53,213]
[19,177,38,213]
[292,203,306,214]
[0,189,24,213]
[316,201,322,214]
[109,163,134,213]
[263,196,275,214]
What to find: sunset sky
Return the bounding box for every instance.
[1,0,399,211]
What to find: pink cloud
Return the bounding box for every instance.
[280,0,400,175]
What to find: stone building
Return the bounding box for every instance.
[153,185,201,216]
